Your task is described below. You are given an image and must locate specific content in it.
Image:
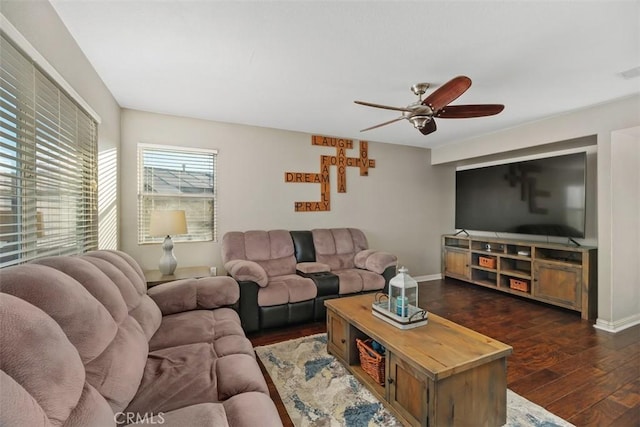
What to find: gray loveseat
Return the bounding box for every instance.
[0,250,282,427]
[221,228,397,333]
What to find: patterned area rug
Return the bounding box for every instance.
[255,333,574,427]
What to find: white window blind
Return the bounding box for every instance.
[0,33,98,267]
[137,144,216,244]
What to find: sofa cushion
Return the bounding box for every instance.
[224,259,269,287]
[257,274,317,306]
[149,308,253,357]
[129,403,229,426]
[0,264,149,412]
[216,354,270,400]
[147,276,240,315]
[32,256,129,324]
[309,228,387,295]
[246,230,291,260]
[257,281,288,307]
[0,263,119,364]
[333,269,385,295]
[0,371,51,427]
[222,392,282,427]
[360,270,386,291]
[80,251,162,340]
[312,228,369,270]
[0,294,115,427]
[125,344,268,416]
[66,383,117,427]
[222,230,297,277]
[83,316,149,411]
[354,249,397,274]
[125,343,217,415]
[128,396,280,427]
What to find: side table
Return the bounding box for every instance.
[144,266,212,288]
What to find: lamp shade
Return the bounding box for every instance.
[149,210,187,237]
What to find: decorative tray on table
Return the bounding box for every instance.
[371,293,428,330]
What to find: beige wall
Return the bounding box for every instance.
[121,109,454,277]
[1,0,121,250]
[431,94,640,331]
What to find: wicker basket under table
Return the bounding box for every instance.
[356,338,385,386]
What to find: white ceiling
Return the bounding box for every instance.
[51,0,639,149]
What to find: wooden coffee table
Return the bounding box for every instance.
[325,294,513,427]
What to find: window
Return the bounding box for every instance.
[137,144,216,244]
[0,33,98,267]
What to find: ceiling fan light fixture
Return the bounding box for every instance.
[355,76,503,137]
[410,115,431,129]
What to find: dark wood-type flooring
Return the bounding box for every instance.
[249,278,640,426]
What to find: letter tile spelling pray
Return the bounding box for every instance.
[284,135,376,211]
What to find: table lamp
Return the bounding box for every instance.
[149,210,187,275]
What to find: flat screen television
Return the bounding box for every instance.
[455,152,586,238]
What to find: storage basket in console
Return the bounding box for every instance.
[356,338,385,386]
[479,256,496,269]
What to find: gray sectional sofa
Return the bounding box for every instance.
[0,250,282,427]
[221,228,397,333]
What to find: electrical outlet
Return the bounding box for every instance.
[210,266,217,276]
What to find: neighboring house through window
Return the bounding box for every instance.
[137,144,217,244]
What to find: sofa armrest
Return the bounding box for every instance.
[354,249,397,274]
[147,276,239,316]
[296,261,330,274]
[224,260,268,287]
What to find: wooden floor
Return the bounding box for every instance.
[249,278,640,426]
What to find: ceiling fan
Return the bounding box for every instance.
[354,75,504,136]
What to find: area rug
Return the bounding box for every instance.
[255,333,574,427]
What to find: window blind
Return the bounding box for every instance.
[0,33,98,267]
[137,144,217,244]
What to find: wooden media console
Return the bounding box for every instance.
[442,235,597,320]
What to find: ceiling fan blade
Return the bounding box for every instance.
[419,119,437,136]
[422,75,472,112]
[354,100,413,113]
[436,104,505,118]
[360,116,405,132]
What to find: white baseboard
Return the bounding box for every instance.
[594,313,640,333]
[414,273,442,283]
